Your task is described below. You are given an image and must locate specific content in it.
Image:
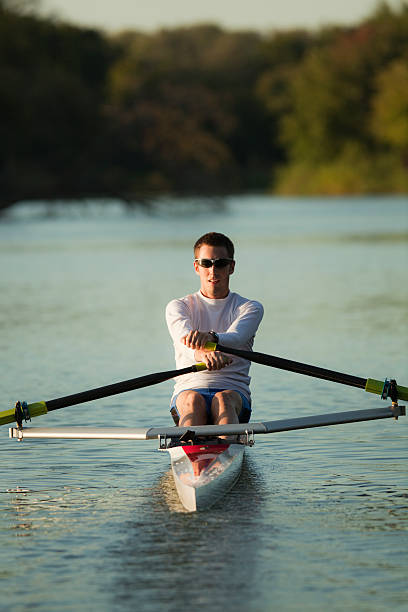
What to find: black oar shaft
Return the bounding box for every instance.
[0,363,205,426]
[216,344,367,390]
[45,365,199,412]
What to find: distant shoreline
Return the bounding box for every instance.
[1,4,407,211]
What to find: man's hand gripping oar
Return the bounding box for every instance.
[182,330,232,371]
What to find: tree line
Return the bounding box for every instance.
[1,1,407,209]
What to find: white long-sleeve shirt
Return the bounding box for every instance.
[165,291,264,401]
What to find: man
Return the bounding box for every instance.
[165,232,263,427]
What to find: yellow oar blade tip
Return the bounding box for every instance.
[28,402,48,418]
[0,401,48,427]
[0,409,16,426]
[365,378,408,402]
[365,378,383,396]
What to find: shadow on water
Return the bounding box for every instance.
[107,454,271,611]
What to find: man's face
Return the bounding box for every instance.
[193,244,235,299]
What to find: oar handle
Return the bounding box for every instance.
[0,362,207,427]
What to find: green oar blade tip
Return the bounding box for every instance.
[365,378,408,402]
[0,401,48,427]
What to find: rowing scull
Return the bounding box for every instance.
[8,404,405,512]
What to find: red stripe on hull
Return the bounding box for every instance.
[182,444,231,476]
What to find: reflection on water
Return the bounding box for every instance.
[158,452,263,513]
[0,196,228,222]
[109,454,268,611]
[1,431,407,610]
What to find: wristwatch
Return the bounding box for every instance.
[209,330,219,343]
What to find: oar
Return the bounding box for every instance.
[205,342,408,402]
[0,363,207,427]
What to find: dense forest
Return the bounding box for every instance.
[1,1,407,209]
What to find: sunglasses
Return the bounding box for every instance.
[194,258,233,268]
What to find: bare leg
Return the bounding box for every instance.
[176,390,207,427]
[211,390,242,431]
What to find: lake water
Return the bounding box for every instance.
[1,195,407,611]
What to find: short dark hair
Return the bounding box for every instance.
[194,232,235,259]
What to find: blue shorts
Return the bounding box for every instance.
[170,388,251,425]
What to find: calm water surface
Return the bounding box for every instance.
[1,196,407,611]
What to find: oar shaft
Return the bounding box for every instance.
[45,365,197,412]
[210,343,408,400]
[215,343,367,389]
[214,342,408,401]
[0,363,206,426]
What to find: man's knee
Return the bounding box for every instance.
[213,390,241,407]
[176,390,207,426]
[177,390,206,410]
[211,390,242,420]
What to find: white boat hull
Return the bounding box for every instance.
[168,442,244,512]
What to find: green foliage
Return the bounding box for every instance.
[0,7,113,204]
[371,59,408,150]
[276,144,408,195]
[104,25,273,193]
[0,1,407,208]
[274,3,408,193]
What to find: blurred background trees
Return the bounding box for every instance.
[0,0,407,209]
